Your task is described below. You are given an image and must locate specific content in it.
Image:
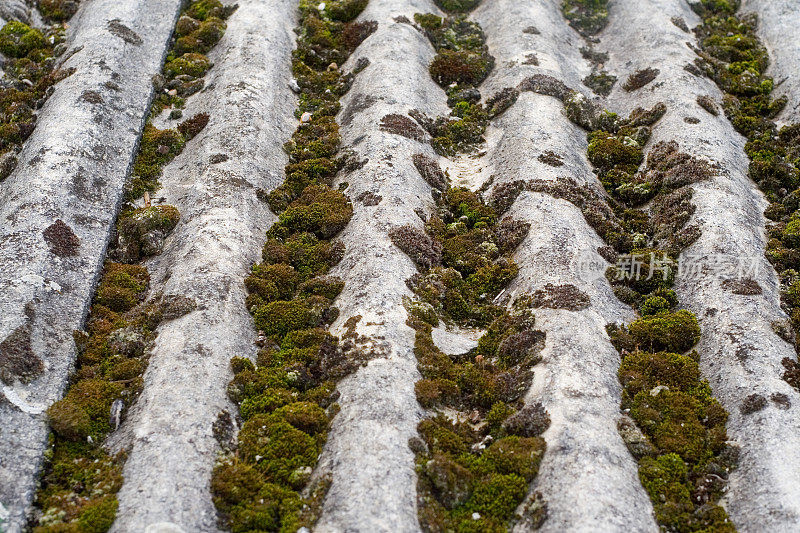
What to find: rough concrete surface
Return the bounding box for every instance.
[105,1,298,531]
[473,2,657,530]
[743,0,800,124]
[2,0,800,531]
[0,0,183,530]
[313,2,448,531]
[603,1,800,530]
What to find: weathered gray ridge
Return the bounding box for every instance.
[107,1,298,531]
[604,0,800,530]
[314,1,448,531]
[0,0,183,530]
[474,1,658,530]
[743,0,800,125]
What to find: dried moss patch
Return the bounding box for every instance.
[43,219,81,257]
[0,325,43,385]
[623,68,660,92]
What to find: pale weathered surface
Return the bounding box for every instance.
[604,1,800,530]
[743,0,800,124]
[0,1,183,530]
[314,2,448,531]
[106,1,297,531]
[0,0,31,26]
[474,2,657,530]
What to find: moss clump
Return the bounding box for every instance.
[127,124,185,200]
[212,0,371,530]
[433,0,481,13]
[562,0,609,37]
[415,411,546,531]
[409,12,495,156]
[276,185,353,240]
[115,206,181,262]
[186,0,228,20]
[94,262,149,312]
[587,131,644,171]
[0,21,66,160]
[430,50,493,87]
[584,70,617,96]
[324,0,369,22]
[0,21,47,58]
[39,0,82,21]
[164,53,211,78]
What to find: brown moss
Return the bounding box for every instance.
[413,153,448,190]
[0,325,43,385]
[42,219,80,257]
[530,283,590,311]
[390,226,442,270]
[380,114,427,142]
[721,278,762,295]
[623,68,660,91]
[538,151,564,167]
[177,112,210,140]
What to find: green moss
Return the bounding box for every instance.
[466,473,527,519]
[0,22,61,157]
[46,399,93,441]
[561,0,609,37]
[584,70,617,96]
[240,389,295,420]
[0,22,47,58]
[413,10,495,156]
[627,310,701,353]
[481,436,545,482]
[175,17,226,55]
[76,496,118,533]
[116,205,181,261]
[434,0,481,13]
[324,0,369,22]
[164,53,211,78]
[276,185,353,240]
[587,131,644,171]
[128,124,186,200]
[95,263,149,312]
[274,402,328,434]
[430,50,492,87]
[238,415,318,484]
[186,0,226,20]
[253,300,317,339]
[213,0,368,528]
[39,0,82,21]
[414,13,443,30]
